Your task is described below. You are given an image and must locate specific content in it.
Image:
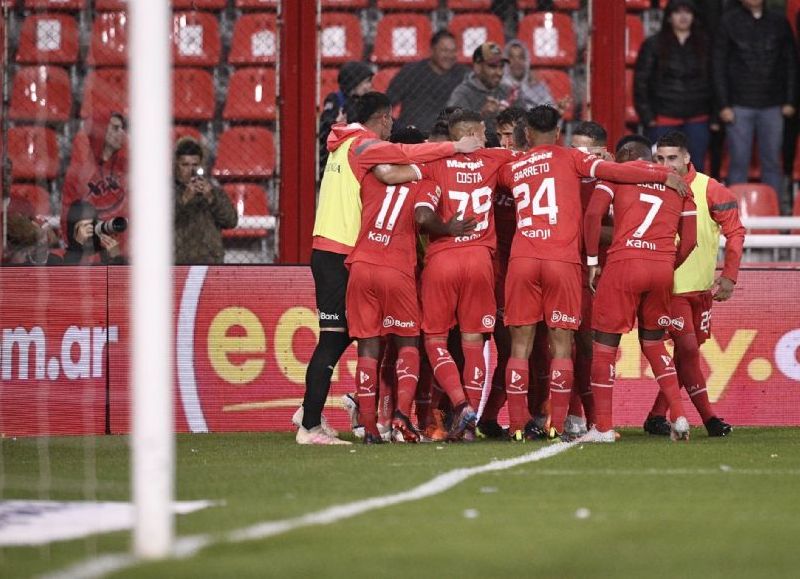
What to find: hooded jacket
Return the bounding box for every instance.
[59,200,124,265]
[62,110,128,249]
[712,2,798,109]
[501,40,554,111]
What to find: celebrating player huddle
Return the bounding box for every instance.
[300,93,744,446]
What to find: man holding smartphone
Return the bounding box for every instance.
[174,137,238,264]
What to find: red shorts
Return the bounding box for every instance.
[346,262,420,339]
[669,291,713,345]
[592,259,673,334]
[421,246,496,335]
[504,257,581,330]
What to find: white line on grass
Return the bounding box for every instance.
[41,442,575,579]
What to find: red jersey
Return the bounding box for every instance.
[346,174,439,278]
[497,146,672,264]
[416,147,515,261]
[584,162,697,266]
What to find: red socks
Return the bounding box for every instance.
[462,340,485,410]
[395,346,420,417]
[641,339,685,422]
[505,357,531,431]
[424,335,467,407]
[590,342,617,432]
[548,358,574,433]
[673,333,714,422]
[356,357,379,435]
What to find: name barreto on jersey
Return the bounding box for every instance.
[510,150,555,182]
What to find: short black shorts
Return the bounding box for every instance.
[311,249,349,329]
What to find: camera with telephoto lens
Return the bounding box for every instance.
[94,216,128,236]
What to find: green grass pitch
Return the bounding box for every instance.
[2,428,799,578]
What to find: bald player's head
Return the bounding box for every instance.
[615,134,652,163]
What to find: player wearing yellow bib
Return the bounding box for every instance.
[296,92,482,445]
[645,130,745,437]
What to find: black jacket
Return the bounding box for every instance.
[634,32,713,126]
[712,5,798,109]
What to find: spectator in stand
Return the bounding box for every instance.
[501,40,557,112]
[713,0,798,212]
[634,0,713,173]
[58,200,125,265]
[3,198,58,266]
[447,42,510,142]
[173,138,238,265]
[319,61,374,177]
[62,110,128,256]
[387,30,468,135]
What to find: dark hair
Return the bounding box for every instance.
[526,105,561,132]
[447,108,483,130]
[513,122,528,150]
[390,126,426,144]
[429,120,450,140]
[350,91,391,124]
[573,121,608,146]
[175,137,203,158]
[430,29,455,48]
[615,133,652,154]
[655,130,688,150]
[437,105,463,122]
[496,106,527,128]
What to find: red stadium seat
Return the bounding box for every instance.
[223,68,276,122]
[536,68,573,121]
[517,12,576,68]
[87,12,128,67]
[321,12,363,65]
[172,0,227,9]
[81,68,128,118]
[95,0,127,9]
[625,68,638,124]
[320,67,339,107]
[10,66,72,123]
[212,127,276,180]
[518,0,579,11]
[729,183,780,234]
[625,14,644,66]
[10,185,51,216]
[448,0,491,10]
[371,13,432,65]
[8,126,60,181]
[625,0,651,11]
[322,0,369,7]
[222,183,270,239]
[24,0,86,10]
[376,0,437,10]
[235,0,278,9]
[16,13,79,65]
[173,125,203,143]
[173,68,215,122]
[449,13,504,65]
[229,13,277,66]
[172,12,220,67]
[371,67,400,93]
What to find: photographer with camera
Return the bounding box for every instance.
[174,137,237,264]
[54,200,127,265]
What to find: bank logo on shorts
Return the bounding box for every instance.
[551,310,577,324]
[382,316,416,329]
[658,316,672,328]
[319,311,340,321]
[482,315,496,329]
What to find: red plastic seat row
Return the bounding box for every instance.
[10,184,51,217]
[729,184,780,234]
[9,65,72,122]
[212,127,275,180]
[16,13,79,65]
[7,126,60,181]
[222,183,271,239]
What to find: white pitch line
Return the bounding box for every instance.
[40,442,575,579]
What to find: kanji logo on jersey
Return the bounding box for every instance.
[482,315,496,329]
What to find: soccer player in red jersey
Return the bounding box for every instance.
[496,105,688,440]
[644,130,745,437]
[582,135,697,442]
[346,157,474,444]
[564,120,613,439]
